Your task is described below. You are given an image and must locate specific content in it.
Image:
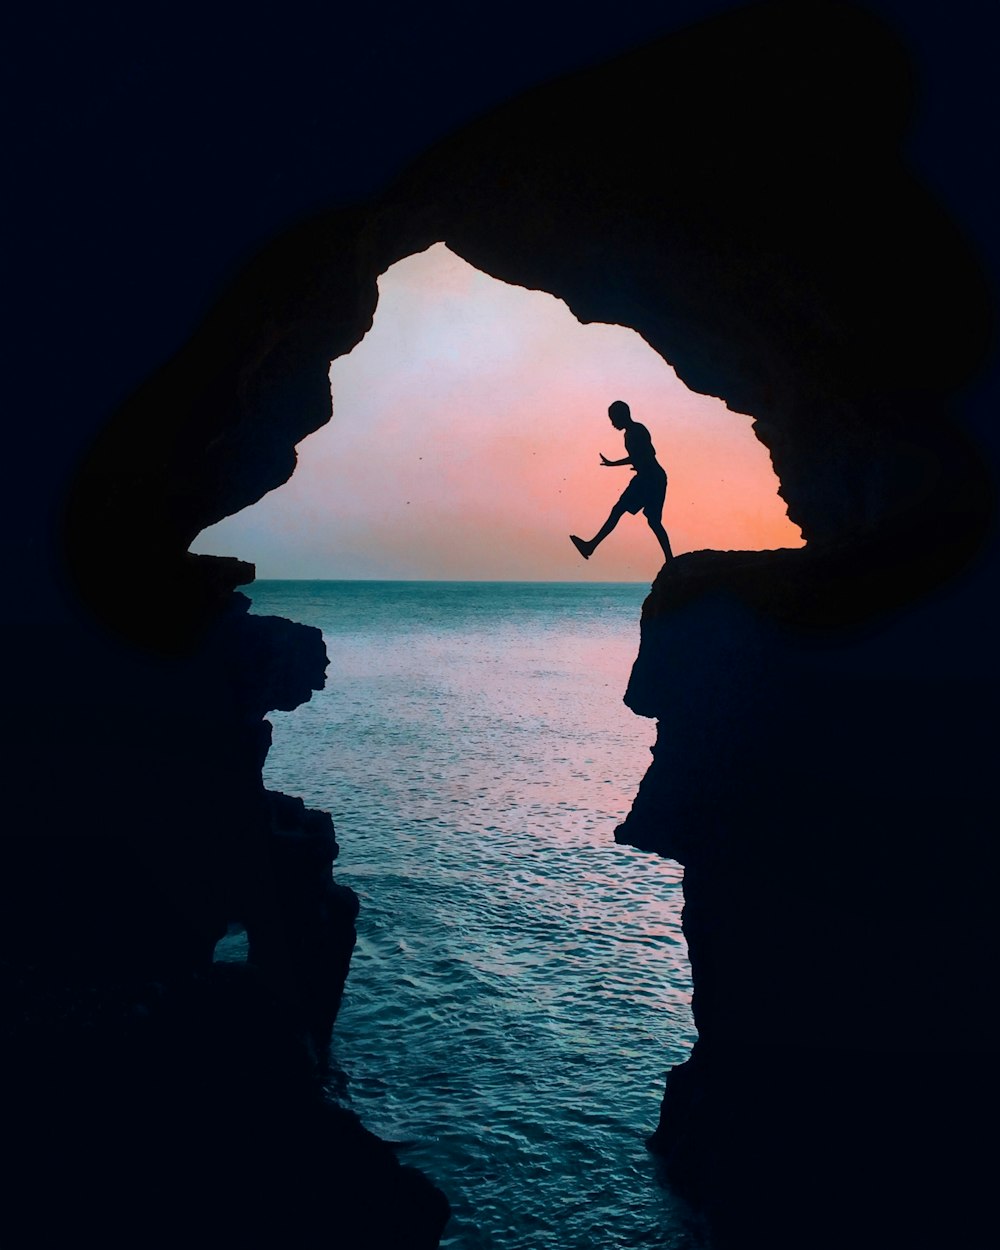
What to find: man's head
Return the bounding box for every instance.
[608,400,631,429]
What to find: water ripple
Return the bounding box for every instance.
[248,582,704,1249]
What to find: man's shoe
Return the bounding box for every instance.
[570,535,592,560]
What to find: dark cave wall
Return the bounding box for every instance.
[2,562,452,1245]
[7,2,998,1248]
[614,551,999,1248]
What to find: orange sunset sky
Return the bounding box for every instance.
[191,243,802,580]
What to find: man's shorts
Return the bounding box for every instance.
[618,468,667,520]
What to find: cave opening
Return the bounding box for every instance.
[38,2,994,1243]
[195,242,802,581]
[193,241,802,1245]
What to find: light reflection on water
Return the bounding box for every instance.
[247,582,703,1249]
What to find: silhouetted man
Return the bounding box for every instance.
[570,400,673,562]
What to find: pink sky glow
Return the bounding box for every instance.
[191,243,802,580]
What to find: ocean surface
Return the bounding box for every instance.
[241,581,702,1249]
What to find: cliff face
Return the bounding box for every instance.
[2,574,449,1246]
[9,2,996,1248]
[616,551,997,1247]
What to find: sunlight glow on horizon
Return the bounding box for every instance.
[192,243,802,579]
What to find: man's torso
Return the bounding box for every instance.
[624,422,660,476]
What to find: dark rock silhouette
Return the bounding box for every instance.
[264,789,360,1052]
[3,961,447,1247]
[6,1,997,1247]
[617,550,998,1246]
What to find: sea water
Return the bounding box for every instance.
[243,581,702,1249]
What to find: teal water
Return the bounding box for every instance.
[242,581,702,1249]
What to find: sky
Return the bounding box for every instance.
[191,243,802,580]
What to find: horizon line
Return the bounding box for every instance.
[245,576,655,585]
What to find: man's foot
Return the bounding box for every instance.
[570,535,593,560]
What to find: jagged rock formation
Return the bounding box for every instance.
[1,571,448,1245]
[7,2,996,1248]
[264,788,360,1050]
[617,550,997,1247]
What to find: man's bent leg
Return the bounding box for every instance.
[648,517,673,560]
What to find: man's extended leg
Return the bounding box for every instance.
[590,501,628,548]
[571,501,628,558]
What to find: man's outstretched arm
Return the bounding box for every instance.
[600,454,633,467]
